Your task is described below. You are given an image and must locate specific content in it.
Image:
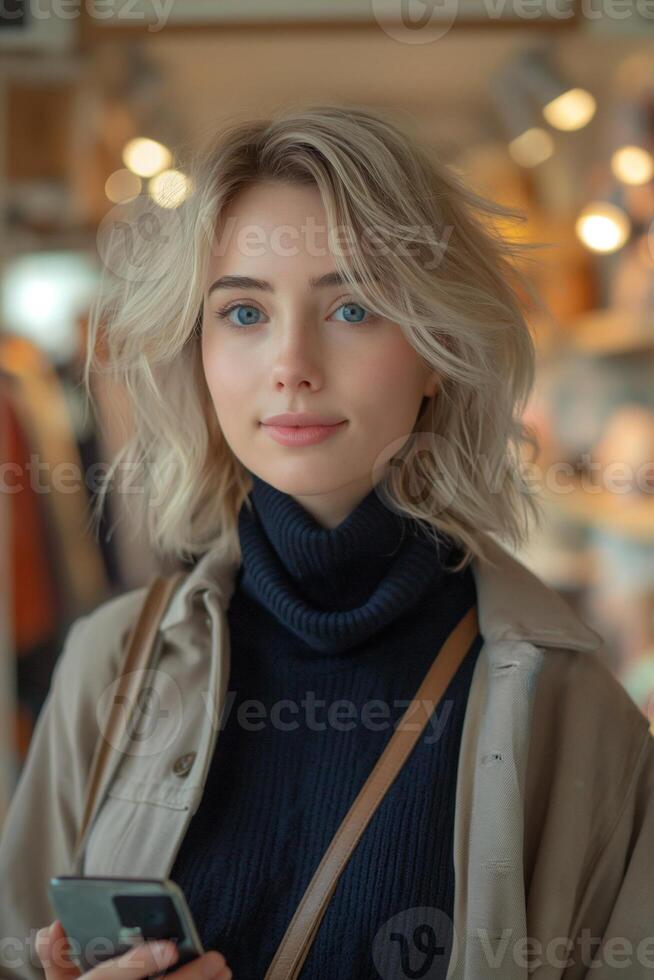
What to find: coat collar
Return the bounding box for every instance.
[159,529,603,654]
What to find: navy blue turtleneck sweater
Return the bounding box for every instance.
[169,475,483,980]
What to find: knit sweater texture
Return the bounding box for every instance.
[169,474,483,979]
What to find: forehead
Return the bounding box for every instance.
[222,180,326,225]
[207,180,336,278]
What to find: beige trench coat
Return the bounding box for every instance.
[1,531,653,980]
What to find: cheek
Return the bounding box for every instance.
[201,338,253,420]
[357,339,425,409]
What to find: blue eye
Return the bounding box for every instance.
[214,300,376,330]
[331,302,374,324]
[216,304,264,328]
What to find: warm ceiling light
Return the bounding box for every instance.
[491,70,555,168]
[149,169,192,208]
[511,48,596,132]
[543,88,596,131]
[611,145,654,186]
[575,202,631,253]
[122,137,172,178]
[105,168,142,203]
[508,127,554,167]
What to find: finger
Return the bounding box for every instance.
[211,967,231,980]
[90,939,179,980]
[35,921,81,979]
[166,950,230,980]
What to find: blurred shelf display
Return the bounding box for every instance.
[542,477,654,542]
[565,308,654,357]
[530,308,654,360]
[526,301,654,717]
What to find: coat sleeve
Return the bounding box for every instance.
[0,613,98,980]
[569,727,654,979]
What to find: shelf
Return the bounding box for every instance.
[542,477,654,542]
[564,308,654,357]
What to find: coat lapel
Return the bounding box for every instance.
[161,528,603,656]
[154,525,603,980]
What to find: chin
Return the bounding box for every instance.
[257,464,347,499]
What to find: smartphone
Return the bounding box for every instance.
[48,876,205,976]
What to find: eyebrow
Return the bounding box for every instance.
[207,271,366,296]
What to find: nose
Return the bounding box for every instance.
[269,321,323,393]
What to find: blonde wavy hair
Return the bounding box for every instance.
[84,103,547,573]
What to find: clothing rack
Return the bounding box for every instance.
[0,334,112,828]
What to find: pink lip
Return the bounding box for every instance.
[261,420,348,446]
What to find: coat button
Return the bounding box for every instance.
[172,752,196,777]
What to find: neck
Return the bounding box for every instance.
[236,473,456,653]
[281,475,381,531]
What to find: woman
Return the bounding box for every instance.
[1,105,652,980]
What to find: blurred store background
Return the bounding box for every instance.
[1,0,654,825]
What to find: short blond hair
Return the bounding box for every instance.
[85,103,546,571]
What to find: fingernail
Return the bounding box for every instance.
[148,941,177,959]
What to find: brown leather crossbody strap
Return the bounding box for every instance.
[73,571,186,864]
[72,576,478,980]
[264,603,479,980]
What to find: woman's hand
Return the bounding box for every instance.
[35,920,232,980]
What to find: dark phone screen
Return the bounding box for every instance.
[113,894,185,943]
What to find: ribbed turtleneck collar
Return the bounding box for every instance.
[236,473,456,654]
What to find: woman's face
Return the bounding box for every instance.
[201,180,439,529]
